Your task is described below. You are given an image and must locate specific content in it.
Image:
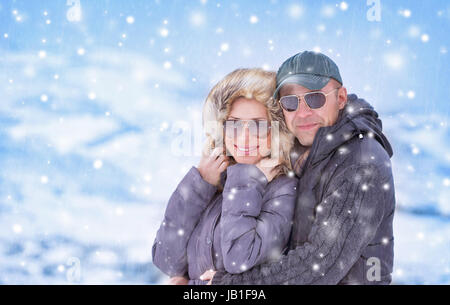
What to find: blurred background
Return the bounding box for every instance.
[0,0,449,284]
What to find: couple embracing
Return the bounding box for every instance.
[152,51,395,285]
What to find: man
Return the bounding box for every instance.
[202,50,395,285]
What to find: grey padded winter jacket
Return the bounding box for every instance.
[152,163,298,284]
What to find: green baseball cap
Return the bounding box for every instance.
[273,51,343,100]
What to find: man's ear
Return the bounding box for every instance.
[338,86,348,110]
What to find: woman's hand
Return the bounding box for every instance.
[167,276,189,285]
[255,156,281,183]
[197,147,230,187]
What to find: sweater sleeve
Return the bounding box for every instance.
[152,166,218,277]
[211,163,387,285]
[220,163,297,274]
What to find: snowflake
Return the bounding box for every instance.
[159,28,169,37]
[220,43,229,52]
[249,15,258,24]
[288,4,304,19]
[321,4,335,17]
[399,9,411,18]
[339,2,349,11]
[384,53,404,70]
[93,159,103,169]
[12,224,23,234]
[190,11,206,27]
[443,178,450,187]
[407,90,415,99]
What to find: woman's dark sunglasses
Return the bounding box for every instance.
[279,87,341,111]
[223,120,271,139]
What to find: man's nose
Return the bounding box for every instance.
[295,97,313,119]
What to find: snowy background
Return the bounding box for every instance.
[0,0,449,284]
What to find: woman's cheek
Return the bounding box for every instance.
[258,137,271,157]
[224,137,235,158]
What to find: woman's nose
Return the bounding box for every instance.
[296,97,313,118]
[238,125,250,142]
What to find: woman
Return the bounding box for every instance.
[152,68,297,285]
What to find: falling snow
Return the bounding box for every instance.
[0,0,449,285]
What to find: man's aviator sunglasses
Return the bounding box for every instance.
[278,87,342,112]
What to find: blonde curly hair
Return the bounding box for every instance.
[202,68,295,178]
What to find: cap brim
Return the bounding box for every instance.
[273,74,330,99]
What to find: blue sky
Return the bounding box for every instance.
[0,0,449,284]
[2,0,449,116]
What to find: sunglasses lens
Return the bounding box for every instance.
[280,96,299,112]
[224,120,237,137]
[224,120,270,138]
[305,92,326,109]
[256,121,270,139]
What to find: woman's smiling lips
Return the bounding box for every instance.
[296,123,319,131]
[234,144,259,153]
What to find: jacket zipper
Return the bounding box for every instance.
[208,200,221,270]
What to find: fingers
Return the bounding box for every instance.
[209,147,222,159]
[200,147,224,167]
[199,269,214,280]
[210,148,229,170]
[201,146,221,162]
[215,154,228,164]
[167,278,177,285]
[199,269,216,281]
[209,146,225,161]
[218,159,229,172]
[167,276,188,285]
